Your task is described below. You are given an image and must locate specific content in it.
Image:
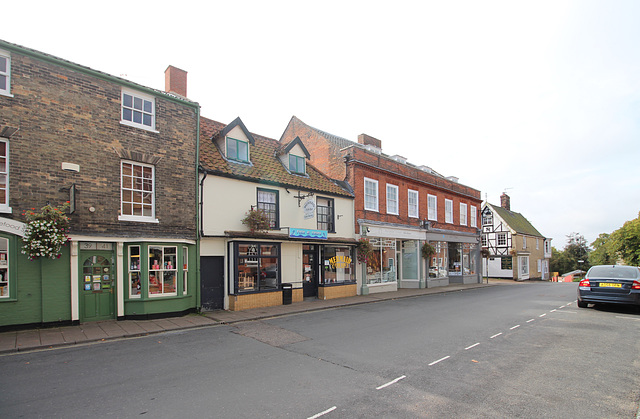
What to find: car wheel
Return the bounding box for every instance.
[577,300,588,308]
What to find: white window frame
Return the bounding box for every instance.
[182,246,188,296]
[0,49,11,97]
[119,160,158,223]
[497,233,507,246]
[481,235,487,247]
[149,246,178,297]
[386,184,399,215]
[523,236,527,249]
[427,194,437,221]
[445,199,453,224]
[121,89,157,132]
[408,189,419,218]
[460,203,468,226]
[520,256,529,276]
[364,178,379,212]
[0,138,11,213]
[470,205,477,228]
[536,239,539,250]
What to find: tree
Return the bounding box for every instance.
[589,233,617,266]
[549,233,590,275]
[611,212,640,266]
[550,246,572,275]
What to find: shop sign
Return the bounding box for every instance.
[290,228,327,240]
[303,199,316,220]
[0,217,26,237]
[329,255,352,269]
[79,242,113,251]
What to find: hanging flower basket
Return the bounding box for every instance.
[421,242,436,260]
[22,202,71,261]
[481,247,491,258]
[356,237,374,264]
[241,208,271,234]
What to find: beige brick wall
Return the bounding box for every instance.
[319,284,357,300]
[229,291,283,311]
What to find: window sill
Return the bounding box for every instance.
[120,120,159,133]
[0,91,13,98]
[118,215,159,223]
[0,206,12,214]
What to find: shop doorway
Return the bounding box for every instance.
[201,256,224,310]
[303,245,319,298]
[79,252,116,322]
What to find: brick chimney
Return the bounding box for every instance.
[165,65,187,97]
[500,193,511,211]
[358,134,382,149]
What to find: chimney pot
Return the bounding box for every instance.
[165,65,187,97]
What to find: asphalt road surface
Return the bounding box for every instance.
[1,282,639,418]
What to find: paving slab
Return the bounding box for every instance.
[16,330,41,350]
[117,321,147,336]
[97,322,127,338]
[39,329,66,347]
[135,321,164,333]
[60,326,88,344]
[79,324,109,341]
[0,331,16,352]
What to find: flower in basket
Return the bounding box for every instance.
[22,202,71,261]
[356,237,374,264]
[241,208,271,234]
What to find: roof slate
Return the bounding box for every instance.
[488,203,545,238]
[199,117,353,198]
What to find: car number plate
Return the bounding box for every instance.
[599,283,622,288]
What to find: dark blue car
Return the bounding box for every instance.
[577,265,640,309]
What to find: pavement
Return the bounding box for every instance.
[0,279,521,354]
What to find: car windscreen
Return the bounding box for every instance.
[588,266,638,279]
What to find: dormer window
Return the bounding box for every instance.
[289,154,305,175]
[226,137,249,162]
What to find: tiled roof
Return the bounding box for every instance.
[488,203,545,238]
[199,117,353,198]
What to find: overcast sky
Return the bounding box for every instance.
[3,0,639,248]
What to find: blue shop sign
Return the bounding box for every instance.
[290,228,328,240]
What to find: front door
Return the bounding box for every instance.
[201,256,224,310]
[303,245,318,298]
[80,252,116,322]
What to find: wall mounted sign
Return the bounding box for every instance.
[303,199,316,220]
[289,228,328,240]
[0,217,26,237]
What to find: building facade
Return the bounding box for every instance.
[280,116,483,294]
[199,117,356,311]
[481,194,551,280]
[0,40,200,328]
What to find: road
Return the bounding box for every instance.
[1,282,639,418]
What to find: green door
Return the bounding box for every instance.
[80,252,115,321]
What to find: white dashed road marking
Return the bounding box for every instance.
[510,325,520,330]
[526,319,535,323]
[465,343,480,350]
[490,333,502,339]
[376,375,406,390]
[429,356,450,366]
[308,406,336,419]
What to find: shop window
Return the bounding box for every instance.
[129,245,142,298]
[448,242,462,276]
[365,238,396,284]
[257,188,278,229]
[428,241,448,278]
[182,247,188,295]
[0,238,8,298]
[149,246,177,296]
[401,240,419,279]
[235,242,280,293]
[462,243,477,275]
[322,245,354,284]
[317,197,335,232]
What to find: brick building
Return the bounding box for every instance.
[281,116,483,293]
[0,40,200,328]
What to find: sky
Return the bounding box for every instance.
[2,0,639,248]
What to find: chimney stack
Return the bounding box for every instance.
[500,193,511,211]
[358,134,382,149]
[165,65,187,97]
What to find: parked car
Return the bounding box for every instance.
[577,265,640,309]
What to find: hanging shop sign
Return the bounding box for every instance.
[303,199,316,220]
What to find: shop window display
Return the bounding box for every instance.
[149,246,177,296]
[236,242,280,292]
[0,238,8,297]
[322,245,354,284]
[429,241,448,278]
[366,238,396,284]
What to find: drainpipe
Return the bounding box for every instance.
[195,106,202,312]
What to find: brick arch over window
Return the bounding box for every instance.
[113,147,162,166]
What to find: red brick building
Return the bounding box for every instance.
[281,116,483,293]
